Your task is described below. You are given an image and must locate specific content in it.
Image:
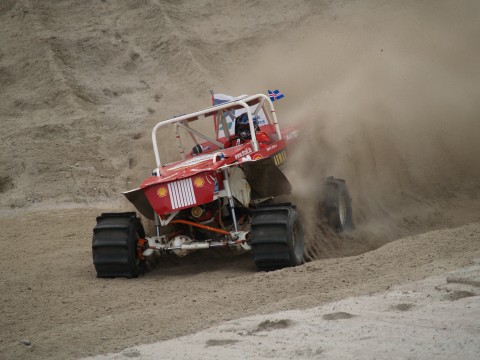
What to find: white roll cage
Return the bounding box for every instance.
[152,94,282,169]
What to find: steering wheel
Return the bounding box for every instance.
[229,135,246,147]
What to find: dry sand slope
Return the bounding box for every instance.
[0,0,480,359]
[1,210,479,360]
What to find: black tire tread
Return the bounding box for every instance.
[251,204,304,270]
[92,212,146,278]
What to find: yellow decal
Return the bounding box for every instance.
[157,186,168,198]
[193,176,205,188]
[274,151,287,166]
[253,154,263,160]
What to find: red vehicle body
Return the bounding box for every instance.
[92,93,351,278]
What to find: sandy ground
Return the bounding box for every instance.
[85,259,480,360]
[1,0,480,359]
[1,209,479,359]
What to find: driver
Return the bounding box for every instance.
[224,113,271,149]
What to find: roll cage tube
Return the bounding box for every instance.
[174,121,224,159]
[151,94,281,170]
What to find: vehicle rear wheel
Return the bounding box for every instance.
[251,204,304,270]
[92,212,146,278]
[323,178,353,232]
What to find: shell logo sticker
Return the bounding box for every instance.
[193,176,205,188]
[253,154,263,160]
[157,186,168,198]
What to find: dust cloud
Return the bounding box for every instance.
[223,1,480,257]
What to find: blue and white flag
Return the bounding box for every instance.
[268,89,285,101]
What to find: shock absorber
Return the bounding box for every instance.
[221,167,239,233]
[154,213,162,237]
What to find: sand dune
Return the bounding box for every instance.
[0,1,479,359]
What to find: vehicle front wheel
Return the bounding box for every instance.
[92,212,146,278]
[251,204,304,270]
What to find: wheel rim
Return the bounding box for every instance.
[338,194,347,226]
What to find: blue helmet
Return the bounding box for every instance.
[236,113,258,139]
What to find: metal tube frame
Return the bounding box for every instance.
[176,121,224,149]
[151,94,280,170]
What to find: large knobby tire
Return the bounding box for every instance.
[92,212,146,278]
[251,204,305,271]
[323,178,353,232]
[286,209,304,266]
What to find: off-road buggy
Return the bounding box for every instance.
[92,93,352,277]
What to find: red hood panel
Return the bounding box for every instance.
[142,143,254,188]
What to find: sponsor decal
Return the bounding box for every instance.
[234,147,253,160]
[193,176,205,188]
[274,150,287,166]
[266,144,278,152]
[157,186,168,198]
[253,154,263,160]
